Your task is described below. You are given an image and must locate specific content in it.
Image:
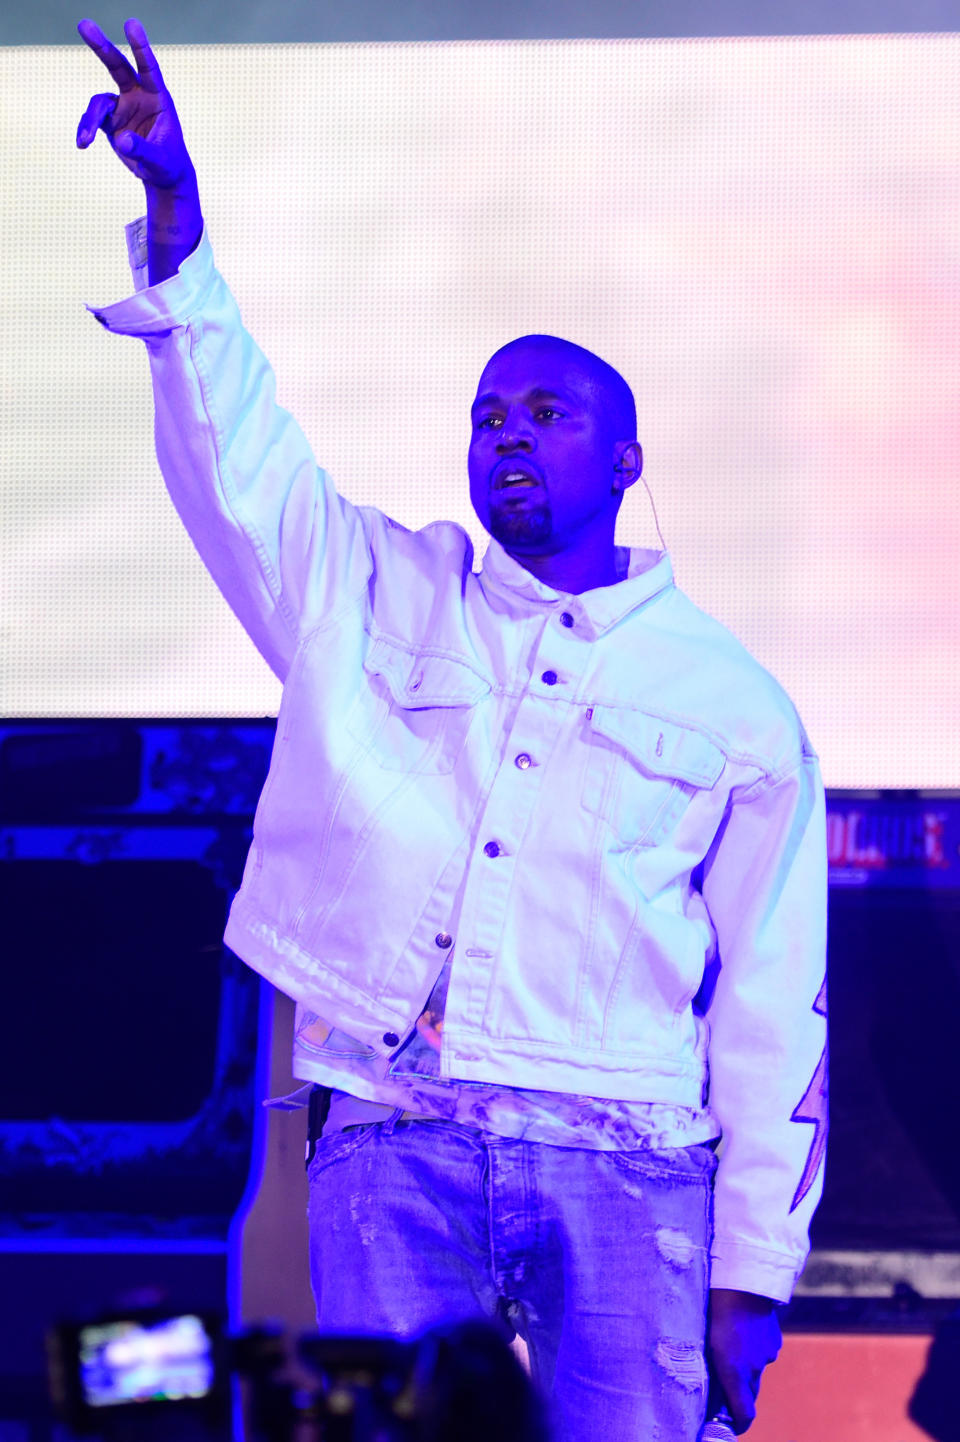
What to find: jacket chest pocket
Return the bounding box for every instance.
[346,637,491,776]
[581,706,725,848]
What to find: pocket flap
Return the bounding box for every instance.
[588,707,724,789]
[363,638,490,709]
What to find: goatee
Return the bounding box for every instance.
[488,499,552,549]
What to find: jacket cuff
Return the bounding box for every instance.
[710,1237,801,1304]
[84,218,215,337]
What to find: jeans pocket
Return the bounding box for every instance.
[306,1121,378,1180]
[609,1140,718,1187]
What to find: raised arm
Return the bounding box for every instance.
[77,17,202,284]
[75,17,383,682]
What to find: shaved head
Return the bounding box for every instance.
[482,334,637,443]
[469,331,644,591]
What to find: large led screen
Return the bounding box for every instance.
[2,35,958,788]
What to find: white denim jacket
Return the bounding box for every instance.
[90,221,828,1302]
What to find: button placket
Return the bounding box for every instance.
[453,620,583,1024]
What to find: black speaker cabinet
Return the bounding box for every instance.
[814,792,960,1255]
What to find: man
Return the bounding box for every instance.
[78,19,827,1440]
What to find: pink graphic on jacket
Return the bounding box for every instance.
[790,977,828,1213]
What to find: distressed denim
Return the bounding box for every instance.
[307,1113,716,1442]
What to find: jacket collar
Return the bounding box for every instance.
[478,538,675,638]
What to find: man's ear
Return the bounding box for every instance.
[613,441,643,489]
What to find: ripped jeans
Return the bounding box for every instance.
[306,1112,716,1442]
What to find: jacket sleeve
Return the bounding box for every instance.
[699,750,828,1303]
[87,219,374,682]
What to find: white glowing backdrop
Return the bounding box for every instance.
[1,35,958,788]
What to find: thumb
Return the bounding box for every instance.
[112,128,183,188]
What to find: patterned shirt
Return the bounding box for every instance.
[304,957,720,1151]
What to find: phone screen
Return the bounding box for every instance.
[77,1313,215,1408]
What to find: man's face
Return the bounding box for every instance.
[469,340,624,558]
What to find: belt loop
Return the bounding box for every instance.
[381,1106,406,1137]
[305,1085,333,1169]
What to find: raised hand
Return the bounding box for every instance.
[77,17,194,191]
[77,17,203,284]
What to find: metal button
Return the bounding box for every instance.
[383,1031,400,1047]
[514,753,532,770]
[483,840,502,857]
[435,932,453,948]
[559,611,574,627]
[541,669,558,685]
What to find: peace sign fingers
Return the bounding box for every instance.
[121,17,167,95]
[77,16,165,96]
[76,15,198,195]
